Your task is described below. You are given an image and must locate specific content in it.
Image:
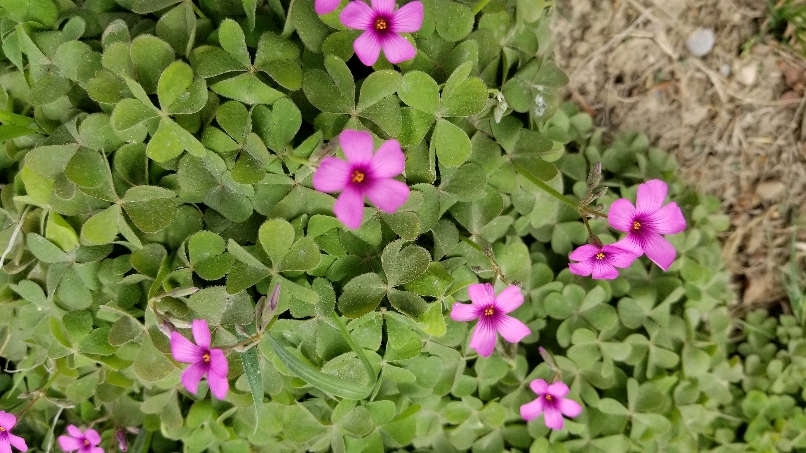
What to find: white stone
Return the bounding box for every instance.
[686,28,716,57]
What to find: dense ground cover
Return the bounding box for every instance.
[0,1,804,452]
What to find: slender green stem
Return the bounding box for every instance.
[513,162,606,218]
[191,3,207,19]
[17,370,61,418]
[223,334,263,353]
[283,153,316,168]
[0,206,29,269]
[459,237,516,286]
[472,0,490,14]
[330,312,377,388]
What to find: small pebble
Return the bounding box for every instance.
[686,28,716,57]
[736,64,757,86]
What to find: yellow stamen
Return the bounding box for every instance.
[545,395,553,401]
[595,252,605,260]
[374,18,388,31]
[632,221,641,230]
[203,353,211,363]
[483,307,495,316]
[351,170,365,183]
[84,440,90,446]
[0,426,5,432]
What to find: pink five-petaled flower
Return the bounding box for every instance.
[520,379,582,430]
[170,319,229,400]
[449,283,531,357]
[340,0,423,66]
[315,0,340,14]
[0,411,27,453]
[313,129,410,229]
[568,243,637,280]
[608,179,686,271]
[58,425,102,453]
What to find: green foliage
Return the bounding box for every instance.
[0,2,789,453]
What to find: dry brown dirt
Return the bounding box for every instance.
[552,0,806,311]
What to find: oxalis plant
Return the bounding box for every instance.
[0,0,752,452]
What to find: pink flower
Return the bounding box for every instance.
[315,0,341,14]
[568,244,637,279]
[0,411,27,453]
[340,0,423,66]
[115,430,128,452]
[313,129,410,229]
[520,379,582,430]
[170,319,229,400]
[449,283,531,357]
[608,179,686,271]
[57,425,102,453]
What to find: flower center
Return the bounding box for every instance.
[84,440,90,446]
[545,395,553,401]
[595,252,605,260]
[483,306,495,317]
[203,353,211,363]
[374,17,388,31]
[0,426,5,432]
[632,221,641,230]
[351,170,365,183]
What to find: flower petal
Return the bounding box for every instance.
[206,369,229,400]
[390,1,423,32]
[591,261,618,280]
[0,438,10,453]
[339,130,375,165]
[0,412,15,430]
[468,320,497,357]
[467,283,495,307]
[558,398,582,418]
[8,435,27,453]
[450,302,480,322]
[370,0,395,14]
[612,234,643,256]
[569,244,599,261]
[170,332,202,363]
[493,285,524,313]
[569,261,593,277]
[608,198,636,232]
[181,362,208,395]
[208,348,229,378]
[519,398,544,421]
[542,407,565,430]
[334,186,366,229]
[90,448,105,453]
[58,435,82,452]
[83,429,101,446]
[353,31,382,66]
[647,202,686,235]
[66,425,83,438]
[191,319,211,349]
[313,157,351,193]
[636,179,668,216]
[379,33,416,64]
[529,379,548,395]
[496,315,531,343]
[547,381,570,398]
[603,245,638,268]
[339,0,374,29]
[369,139,404,178]
[315,0,341,14]
[643,233,677,271]
[363,178,410,213]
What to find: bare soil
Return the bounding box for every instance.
[552,0,806,311]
